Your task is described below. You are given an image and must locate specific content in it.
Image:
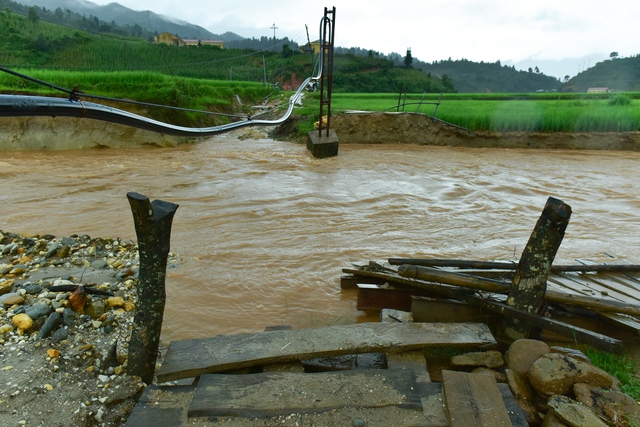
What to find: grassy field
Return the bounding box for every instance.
[0,68,277,126]
[328,92,640,132]
[2,67,639,133]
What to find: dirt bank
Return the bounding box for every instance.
[330,111,640,150]
[0,117,193,150]
[3,111,640,151]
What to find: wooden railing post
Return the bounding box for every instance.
[504,197,571,340]
[126,192,179,384]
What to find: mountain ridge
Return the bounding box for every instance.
[12,0,244,41]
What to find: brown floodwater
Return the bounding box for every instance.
[1,135,639,344]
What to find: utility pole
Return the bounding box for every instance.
[270,23,278,51]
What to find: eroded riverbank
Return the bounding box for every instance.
[3,112,640,150]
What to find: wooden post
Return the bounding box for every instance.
[504,197,571,340]
[126,192,179,384]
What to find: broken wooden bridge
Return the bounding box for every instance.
[124,196,640,426]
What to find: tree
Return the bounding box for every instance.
[441,74,456,92]
[610,51,619,59]
[563,75,570,83]
[27,6,39,25]
[404,47,413,69]
[534,66,540,73]
[281,43,293,58]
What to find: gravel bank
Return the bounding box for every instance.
[0,230,169,426]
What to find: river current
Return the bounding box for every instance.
[1,135,639,344]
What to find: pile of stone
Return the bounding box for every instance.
[0,230,155,426]
[449,339,640,426]
[0,230,140,359]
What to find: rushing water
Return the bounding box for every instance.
[2,135,640,344]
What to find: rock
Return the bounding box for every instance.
[2,243,18,255]
[60,237,76,247]
[25,302,52,320]
[50,328,68,342]
[12,313,34,331]
[0,278,14,294]
[62,307,75,326]
[0,324,13,334]
[505,368,540,425]
[574,383,640,426]
[106,296,125,308]
[23,284,43,295]
[38,312,61,339]
[101,314,116,328]
[9,264,28,275]
[45,241,59,258]
[541,411,570,427]
[546,395,608,427]
[85,299,106,318]
[528,353,614,396]
[0,264,13,275]
[55,245,71,258]
[506,368,535,402]
[506,338,550,375]
[450,350,504,369]
[91,259,109,269]
[47,348,60,358]
[1,292,24,306]
[53,278,74,287]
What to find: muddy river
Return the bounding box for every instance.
[1,133,639,344]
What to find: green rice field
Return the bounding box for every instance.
[328,92,640,132]
[1,68,639,133]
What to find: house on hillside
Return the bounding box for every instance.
[153,33,224,49]
[182,39,224,48]
[300,40,321,55]
[587,87,611,93]
[153,32,185,46]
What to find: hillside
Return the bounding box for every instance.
[415,58,562,93]
[0,9,451,94]
[562,56,640,92]
[7,0,242,42]
[2,1,639,93]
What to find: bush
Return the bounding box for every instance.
[608,94,632,106]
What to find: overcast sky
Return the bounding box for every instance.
[89,0,638,79]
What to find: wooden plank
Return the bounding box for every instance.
[600,273,640,296]
[548,274,628,302]
[380,308,413,323]
[388,257,640,273]
[386,351,431,383]
[443,370,514,427]
[582,273,640,302]
[157,322,496,382]
[599,312,640,333]
[357,283,435,311]
[575,259,640,301]
[480,299,622,353]
[188,369,427,418]
[411,296,495,324]
[549,273,640,330]
[396,264,640,317]
[340,274,387,289]
[124,383,195,427]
